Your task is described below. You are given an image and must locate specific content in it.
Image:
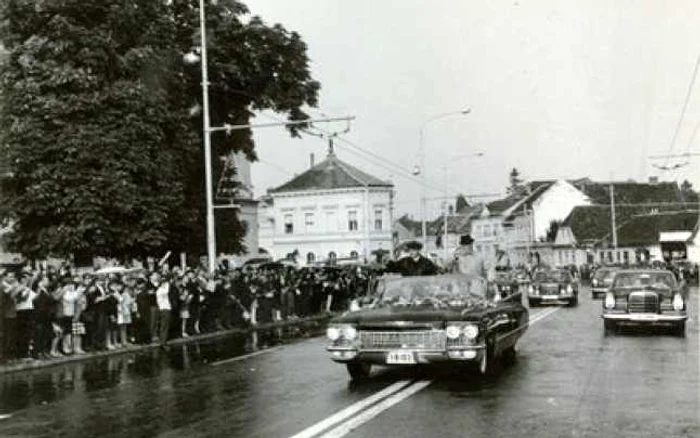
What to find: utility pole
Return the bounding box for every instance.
[610,181,617,248]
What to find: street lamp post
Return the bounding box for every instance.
[191,0,354,273]
[418,108,471,250]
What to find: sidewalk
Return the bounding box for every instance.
[0,313,333,375]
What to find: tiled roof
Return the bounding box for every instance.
[572,180,683,204]
[616,211,699,246]
[269,152,392,193]
[562,205,696,246]
[487,181,555,216]
[397,215,422,236]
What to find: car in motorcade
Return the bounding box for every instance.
[325,274,529,380]
[590,266,619,299]
[527,268,579,307]
[493,269,521,301]
[602,269,688,336]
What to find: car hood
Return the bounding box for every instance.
[611,287,678,298]
[332,304,491,326]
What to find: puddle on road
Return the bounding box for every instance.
[0,327,323,413]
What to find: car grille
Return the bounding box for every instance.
[540,285,560,295]
[359,330,446,350]
[628,292,659,314]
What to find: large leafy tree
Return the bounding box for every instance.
[0,0,188,262]
[0,0,319,261]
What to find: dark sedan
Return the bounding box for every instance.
[527,269,579,307]
[326,274,529,380]
[590,267,618,299]
[602,269,688,336]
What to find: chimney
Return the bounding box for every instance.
[310,153,315,168]
[649,176,659,184]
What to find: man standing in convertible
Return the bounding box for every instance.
[450,234,491,279]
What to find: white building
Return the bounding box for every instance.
[260,149,395,265]
[471,179,591,267]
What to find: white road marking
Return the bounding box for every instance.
[496,307,560,343]
[0,413,13,420]
[210,346,283,366]
[289,380,413,438]
[318,380,433,438]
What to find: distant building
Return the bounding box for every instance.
[471,179,591,267]
[260,148,395,265]
[552,180,698,265]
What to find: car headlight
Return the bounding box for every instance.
[592,279,598,286]
[326,327,341,341]
[528,285,534,293]
[462,324,479,340]
[445,325,462,339]
[342,326,358,340]
[604,293,615,309]
[672,294,684,311]
[567,284,573,293]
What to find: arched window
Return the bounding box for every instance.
[328,251,337,262]
[350,250,359,259]
[306,252,315,263]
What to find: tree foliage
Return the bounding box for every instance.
[506,167,526,197]
[0,0,319,260]
[455,194,469,212]
[544,220,561,243]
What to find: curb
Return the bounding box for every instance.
[0,313,333,376]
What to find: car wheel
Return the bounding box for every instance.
[673,322,686,337]
[603,319,617,334]
[346,362,371,381]
[476,337,495,376]
[591,292,599,299]
[528,299,537,308]
[502,345,516,365]
[568,295,578,307]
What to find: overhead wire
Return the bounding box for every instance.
[661,54,700,172]
[255,112,495,199]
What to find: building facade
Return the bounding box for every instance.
[261,150,395,265]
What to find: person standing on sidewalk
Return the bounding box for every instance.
[14,270,37,360]
[2,270,22,361]
[153,272,172,345]
[32,274,55,359]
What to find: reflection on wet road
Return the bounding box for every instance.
[0,286,697,438]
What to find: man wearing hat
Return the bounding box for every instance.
[387,241,438,276]
[451,234,489,279]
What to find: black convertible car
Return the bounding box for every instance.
[326,274,529,380]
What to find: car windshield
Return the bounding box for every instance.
[374,275,490,309]
[593,269,614,280]
[534,271,571,282]
[612,272,677,290]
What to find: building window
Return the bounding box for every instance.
[475,225,483,237]
[348,211,358,231]
[599,251,604,263]
[374,209,383,230]
[350,250,359,259]
[623,251,629,262]
[616,251,621,262]
[304,212,315,232]
[483,224,491,237]
[284,214,293,234]
[607,251,613,263]
[306,252,315,263]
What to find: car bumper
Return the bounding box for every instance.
[591,287,609,296]
[327,346,485,365]
[529,294,575,303]
[602,313,687,325]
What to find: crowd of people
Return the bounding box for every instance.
[0,261,380,364]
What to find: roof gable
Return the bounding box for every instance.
[269,153,392,193]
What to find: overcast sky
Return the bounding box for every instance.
[245,0,700,219]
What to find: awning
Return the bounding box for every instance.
[659,231,692,243]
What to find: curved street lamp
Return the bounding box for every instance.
[418,108,472,249]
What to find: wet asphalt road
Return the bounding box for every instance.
[0,285,697,438]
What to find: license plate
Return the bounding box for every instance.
[386,351,416,365]
[541,295,559,300]
[629,314,658,321]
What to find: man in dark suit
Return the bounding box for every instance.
[387,241,438,276]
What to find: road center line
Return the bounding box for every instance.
[289,380,414,438]
[211,346,284,366]
[318,380,433,438]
